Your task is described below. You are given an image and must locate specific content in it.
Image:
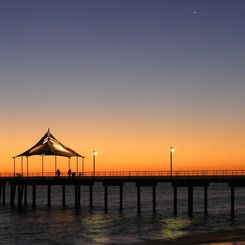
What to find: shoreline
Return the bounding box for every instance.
[132,230,245,245]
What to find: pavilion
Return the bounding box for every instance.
[13,129,85,176]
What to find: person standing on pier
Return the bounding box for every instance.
[56,169,60,177]
[68,169,71,177]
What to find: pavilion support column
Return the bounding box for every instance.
[32,184,36,208]
[62,184,66,207]
[55,155,57,175]
[68,158,70,172]
[21,156,23,175]
[26,157,29,176]
[42,155,44,177]
[76,157,78,176]
[82,157,85,175]
[13,157,16,177]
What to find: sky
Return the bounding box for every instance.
[0,0,245,173]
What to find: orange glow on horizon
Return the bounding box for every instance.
[0,126,244,173]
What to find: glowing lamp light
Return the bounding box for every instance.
[170,146,175,177]
[93,150,98,176]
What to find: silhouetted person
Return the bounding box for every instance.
[68,169,71,177]
[56,169,60,177]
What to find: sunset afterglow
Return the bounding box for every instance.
[0,1,244,173]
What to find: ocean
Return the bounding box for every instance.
[0,183,245,244]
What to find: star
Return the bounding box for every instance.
[193,9,197,15]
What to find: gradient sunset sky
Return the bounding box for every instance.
[0,0,245,173]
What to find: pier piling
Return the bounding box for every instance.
[0,185,2,201]
[120,185,123,211]
[104,184,108,212]
[0,184,4,205]
[78,185,81,208]
[204,186,208,216]
[74,184,78,209]
[173,186,177,216]
[2,184,5,206]
[153,185,156,213]
[62,184,66,207]
[231,186,235,217]
[24,185,27,206]
[188,186,193,216]
[17,185,21,207]
[18,184,24,207]
[1,175,245,216]
[47,185,51,208]
[90,185,93,210]
[10,184,16,206]
[137,185,141,214]
[32,185,36,208]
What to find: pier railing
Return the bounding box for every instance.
[1,170,245,177]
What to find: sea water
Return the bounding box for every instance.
[0,183,245,244]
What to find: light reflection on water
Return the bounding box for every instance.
[162,217,193,239]
[82,213,110,244]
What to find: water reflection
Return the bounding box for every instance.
[162,217,193,239]
[82,213,110,244]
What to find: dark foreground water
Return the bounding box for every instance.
[1,183,245,244]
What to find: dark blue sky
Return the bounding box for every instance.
[0,0,245,170]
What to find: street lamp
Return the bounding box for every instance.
[93,150,98,176]
[170,146,175,176]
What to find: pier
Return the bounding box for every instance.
[0,170,245,217]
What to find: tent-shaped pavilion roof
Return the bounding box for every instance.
[15,129,82,158]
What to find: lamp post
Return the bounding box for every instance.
[170,146,175,176]
[93,150,98,176]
